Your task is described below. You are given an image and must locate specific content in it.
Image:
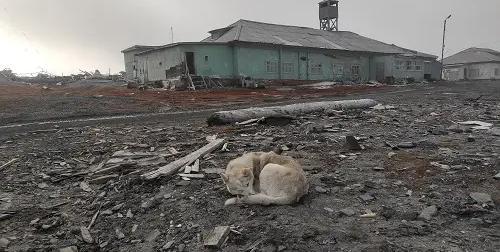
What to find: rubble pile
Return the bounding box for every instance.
[0,83,499,251]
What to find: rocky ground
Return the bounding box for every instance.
[0,81,499,252]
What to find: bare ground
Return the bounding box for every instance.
[0,81,499,252]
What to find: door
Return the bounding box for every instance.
[333,64,344,81]
[185,52,196,75]
[376,62,385,82]
[298,52,308,80]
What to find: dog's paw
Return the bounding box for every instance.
[224,197,238,206]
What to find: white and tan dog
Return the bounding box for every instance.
[221,151,308,206]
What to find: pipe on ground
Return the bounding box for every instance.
[207,99,378,126]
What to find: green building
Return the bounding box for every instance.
[122,20,438,86]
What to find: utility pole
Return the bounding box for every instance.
[441,14,452,80]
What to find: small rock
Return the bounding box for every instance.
[38,183,49,189]
[59,246,78,252]
[126,209,134,218]
[132,224,138,233]
[80,227,93,243]
[359,193,375,202]
[373,166,384,171]
[315,186,328,193]
[203,226,230,248]
[418,205,437,221]
[145,229,161,242]
[339,208,356,217]
[344,136,362,151]
[178,244,186,252]
[79,182,93,192]
[470,218,483,225]
[324,207,334,213]
[467,135,475,142]
[162,241,174,250]
[0,238,10,248]
[397,142,416,149]
[469,192,493,204]
[278,245,287,251]
[115,228,125,239]
[117,213,123,218]
[494,173,500,180]
[388,152,397,158]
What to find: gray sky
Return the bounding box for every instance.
[1,0,499,75]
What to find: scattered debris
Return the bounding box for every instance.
[204,226,230,248]
[372,104,395,110]
[458,121,493,130]
[344,135,362,151]
[469,192,493,205]
[397,142,416,149]
[59,246,78,252]
[0,158,18,170]
[360,209,377,218]
[115,228,125,239]
[142,138,225,180]
[494,173,500,180]
[339,208,356,217]
[0,237,10,249]
[80,227,93,244]
[418,205,438,221]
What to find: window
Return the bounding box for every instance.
[395,60,403,70]
[311,63,322,74]
[204,56,209,62]
[406,61,413,70]
[415,63,422,71]
[159,62,162,66]
[495,68,500,76]
[282,63,294,73]
[469,69,480,78]
[351,65,360,76]
[265,61,278,73]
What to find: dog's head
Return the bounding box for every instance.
[221,164,254,196]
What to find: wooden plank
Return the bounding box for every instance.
[141,139,225,180]
[204,226,230,248]
[191,159,200,173]
[179,173,205,179]
[0,158,18,170]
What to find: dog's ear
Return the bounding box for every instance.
[220,173,229,183]
[242,168,252,177]
[273,146,283,155]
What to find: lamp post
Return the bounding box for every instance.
[441,14,452,80]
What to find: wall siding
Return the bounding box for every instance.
[444,62,500,81]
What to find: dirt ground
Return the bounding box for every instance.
[0,81,499,252]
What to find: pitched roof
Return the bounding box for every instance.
[121,45,161,53]
[443,47,500,65]
[203,19,436,58]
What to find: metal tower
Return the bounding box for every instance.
[319,0,339,31]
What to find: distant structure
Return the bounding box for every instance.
[319,0,339,32]
[443,47,500,81]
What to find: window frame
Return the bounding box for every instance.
[282,62,294,74]
[265,61,278,73]
[311,63,322,75]
[351,64,360,76]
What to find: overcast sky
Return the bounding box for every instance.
[0,0,499,75]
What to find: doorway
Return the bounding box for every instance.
[185,52,196,75]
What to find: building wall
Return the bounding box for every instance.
[424,60,442,80]
[136,44,234,83]
[123,48,158,80]
[444,62,500,81]
[234,45,370,82]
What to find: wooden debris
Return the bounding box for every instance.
[79,182,93,192]
[235,118,263,125]
[80,227,93,243]
[142,138,225,180]
[179,174,205,179]
[87,208,100,230]
[204,226,230,248]
[360,209,377,218]
[0,158,18,170]
[191,159,200,173]
[89,174,119,184]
